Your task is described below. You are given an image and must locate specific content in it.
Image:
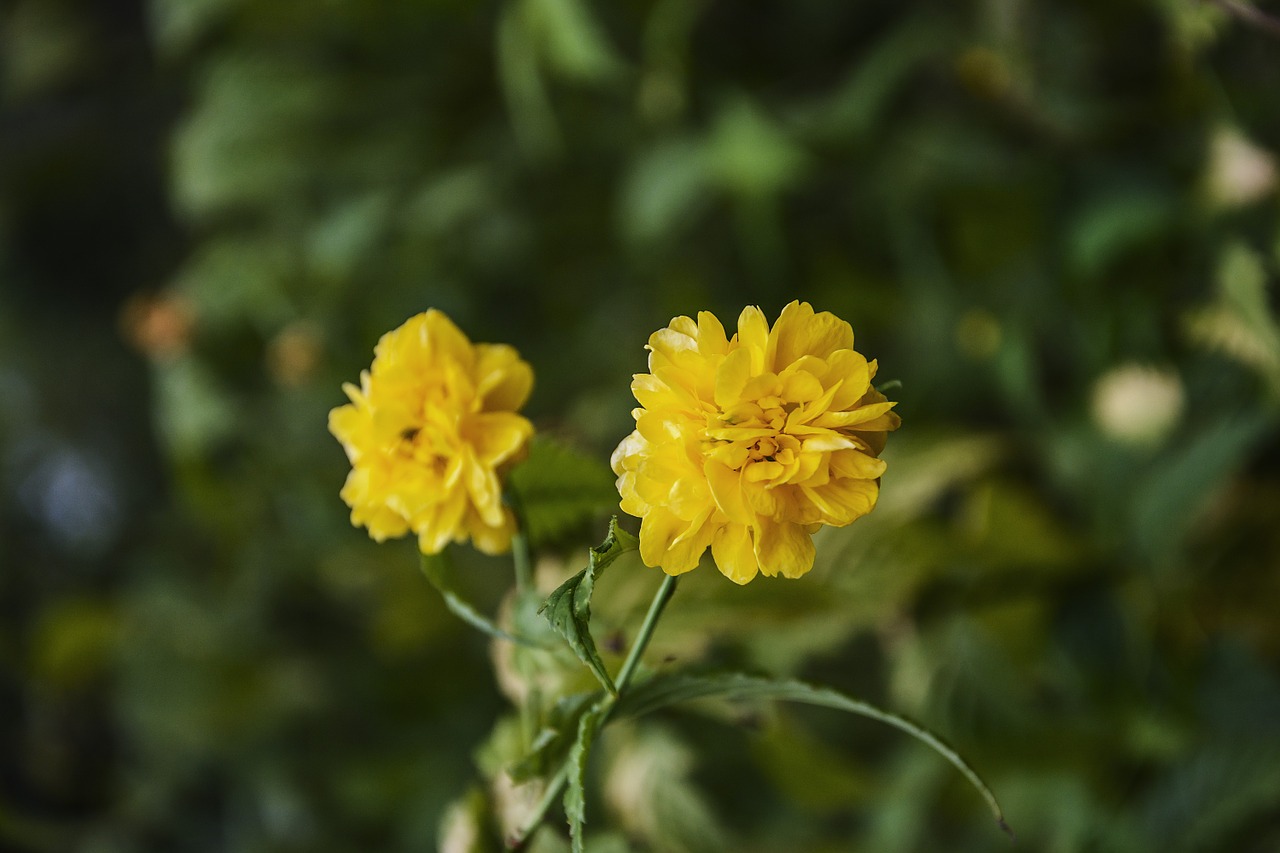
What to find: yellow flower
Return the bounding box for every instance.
[612,301,900,584]
[329,310,534,555]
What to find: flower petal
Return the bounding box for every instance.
[475,343,533,411]
[768,300,854,371]
[705,459,751,523]
[712,523,758,584]
[753,520,816,578]
[640,506,705,574]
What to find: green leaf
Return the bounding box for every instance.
[565,701,607,853]
[508,438,621,550]
[1132,414,1275,567]
[614,671,1013,840]
[527,0,626,84]
[510,691,603,783]
[419,551,537,646]
[538,518,638,694]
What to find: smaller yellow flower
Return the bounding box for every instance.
[329,310,534,555]
[613,301,900,584]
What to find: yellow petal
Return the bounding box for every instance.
[475,343,533,412]
[465,458,505,527]
[424,309,476,371]
[825,349,871,410]
[610,431,646,476]
[648,326,697,366]
[640,506,704,574]
[753,520,815,578]
[801,478,879,526]
[670,314,699,338]
[696,311,730,355]
[714,346,754,409]
[817,401,897,429]
[779,368,823,403]
[712,524,758,584]
[736,306,770,372]
[467,412,533,466]
[829,448,887,480]
[328,405,367,462]
[767,301,853,371]
[466,506,515,555]
[704,459,752,523]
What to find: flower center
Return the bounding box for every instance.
[704,399,805,474]
[749,436,779,462]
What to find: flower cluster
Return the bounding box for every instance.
[328,310,534,555]
[611,301,900,583]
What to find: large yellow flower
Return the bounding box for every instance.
[612,301,900,584]
[329,310,534,555]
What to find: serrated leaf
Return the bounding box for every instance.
[510,691,603,783]
[539,518,638,694]
[614,671,1013,840]
[508,438,620,549]
[420,551,537,646]
[565,701,607,853]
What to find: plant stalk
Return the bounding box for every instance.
[509,573,679,848]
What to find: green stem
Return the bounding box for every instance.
[508,573,680,849]
[612,573,679,699]
[512,530,533,595]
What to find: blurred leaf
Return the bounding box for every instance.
[2,2,91,100]
[872,432,1002,520]
[307,191,393,279]
[402,167,497,237]
[751,710,871,812]
[510,691,602,783]
[1068,187,1175,280]
[508,438,620,550]
[174,236,293,332]
[619,138,709,245]
[437,786,501,853]
[526,0,626,84]
[615,672,1011,838]
[1220,242,1279,345]
[706,97,807,199]
[420,551,535,646]
[154,355,237,458]
[601,725,727,853]
[1132,413,1274,566]
[30,598,118,689]
[794,16,949,142]
[150,0,237,58]
[498,2,561,156]
[1186,242,1280,393]
[958,480,1084,573]
[1141,739,1280,852]
[539,519,639,694]
[171,54,333,217]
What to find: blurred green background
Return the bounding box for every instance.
[3,0,1280,850]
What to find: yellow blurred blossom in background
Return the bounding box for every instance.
[329,310,534,555]
[613,301,900,584]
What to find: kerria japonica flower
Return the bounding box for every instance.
[612,300,900,584]
[329,310,534,555]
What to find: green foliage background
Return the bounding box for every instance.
[3,0,1280,850]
